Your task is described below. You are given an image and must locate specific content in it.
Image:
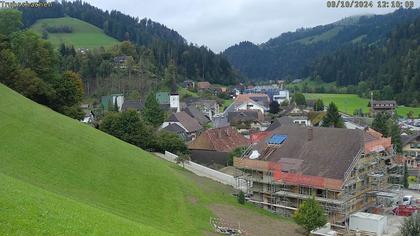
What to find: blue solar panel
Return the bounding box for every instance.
[267,134,287,145]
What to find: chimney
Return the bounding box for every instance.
[308,127,313,141]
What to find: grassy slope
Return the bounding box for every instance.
[0,173,167,235]
[0,83,215,235]
[304,93,420,117]
[30,17,118,49]
[296,26,343,45]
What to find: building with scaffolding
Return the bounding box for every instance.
[234,126,394,224]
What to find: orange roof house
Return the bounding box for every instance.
[189,126,250,166]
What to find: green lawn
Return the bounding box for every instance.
[304,93,420,117]
[0,83,292,235]
[395,106,420,118]
[178,87,198,98]
[30,17,119,49]
[304,93,370,115]
[222,99,234,111]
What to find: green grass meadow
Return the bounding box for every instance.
[304,93,420,117]
[304,93,370,114]
[30,17,119,49]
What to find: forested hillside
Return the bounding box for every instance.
[307,16,420,106]
[223,8,420,82]
[19,0,238,85]
[0,10,85,119]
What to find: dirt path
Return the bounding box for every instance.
[209,204,305,236]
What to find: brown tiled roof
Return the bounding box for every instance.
[121,100,144,111]
[197,81,211,89]
[249,126,364,180]
[167,112,203,133]
[189,126,250,152]
[235,93,270,102]
[228,110,264,124]
[185,106,210,125]
[266,117,296,131]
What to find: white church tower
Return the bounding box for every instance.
[170,93,180,112]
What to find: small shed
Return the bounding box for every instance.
[349,212,387,236]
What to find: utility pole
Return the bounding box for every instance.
[370,91,374,114]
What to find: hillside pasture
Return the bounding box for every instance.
[30,17,118,49]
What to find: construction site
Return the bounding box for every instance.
[233,125,401,227]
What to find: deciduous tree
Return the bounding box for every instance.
[0,9,22,35]
[293,197,327,233]
[292,93,306,106]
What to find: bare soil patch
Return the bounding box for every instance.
[209,204,305,236]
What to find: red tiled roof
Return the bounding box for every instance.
[235,93,269,103]
[188,126,250,152]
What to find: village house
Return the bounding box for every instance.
[196,81,212,92]
[161,111,203,140]
[228,110,265,132]
[271,90,290,105]
[265,116,312,133]
[236,93,270,108]
[81,111,95,124]
[188,126,250,167]
[113,55,131,69]
[156,92,170,109]
[224,99,267,116]
[156,92,180,112]
[243,85,289,106]
[371,100,397,114]
[244,85,279,94]
[121,100,144,112]
[229,87,241,98]
[161,123,189,141]
[101,94,124,112]
[184,97,220,120]
[401,132,420,167]
[183,80,195,89]
[234,126,394,224]
[184,105,210,126]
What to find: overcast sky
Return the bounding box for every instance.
[87,0,419,52]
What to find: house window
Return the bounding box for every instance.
[411,143,416,148]
[316,189,325,198]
